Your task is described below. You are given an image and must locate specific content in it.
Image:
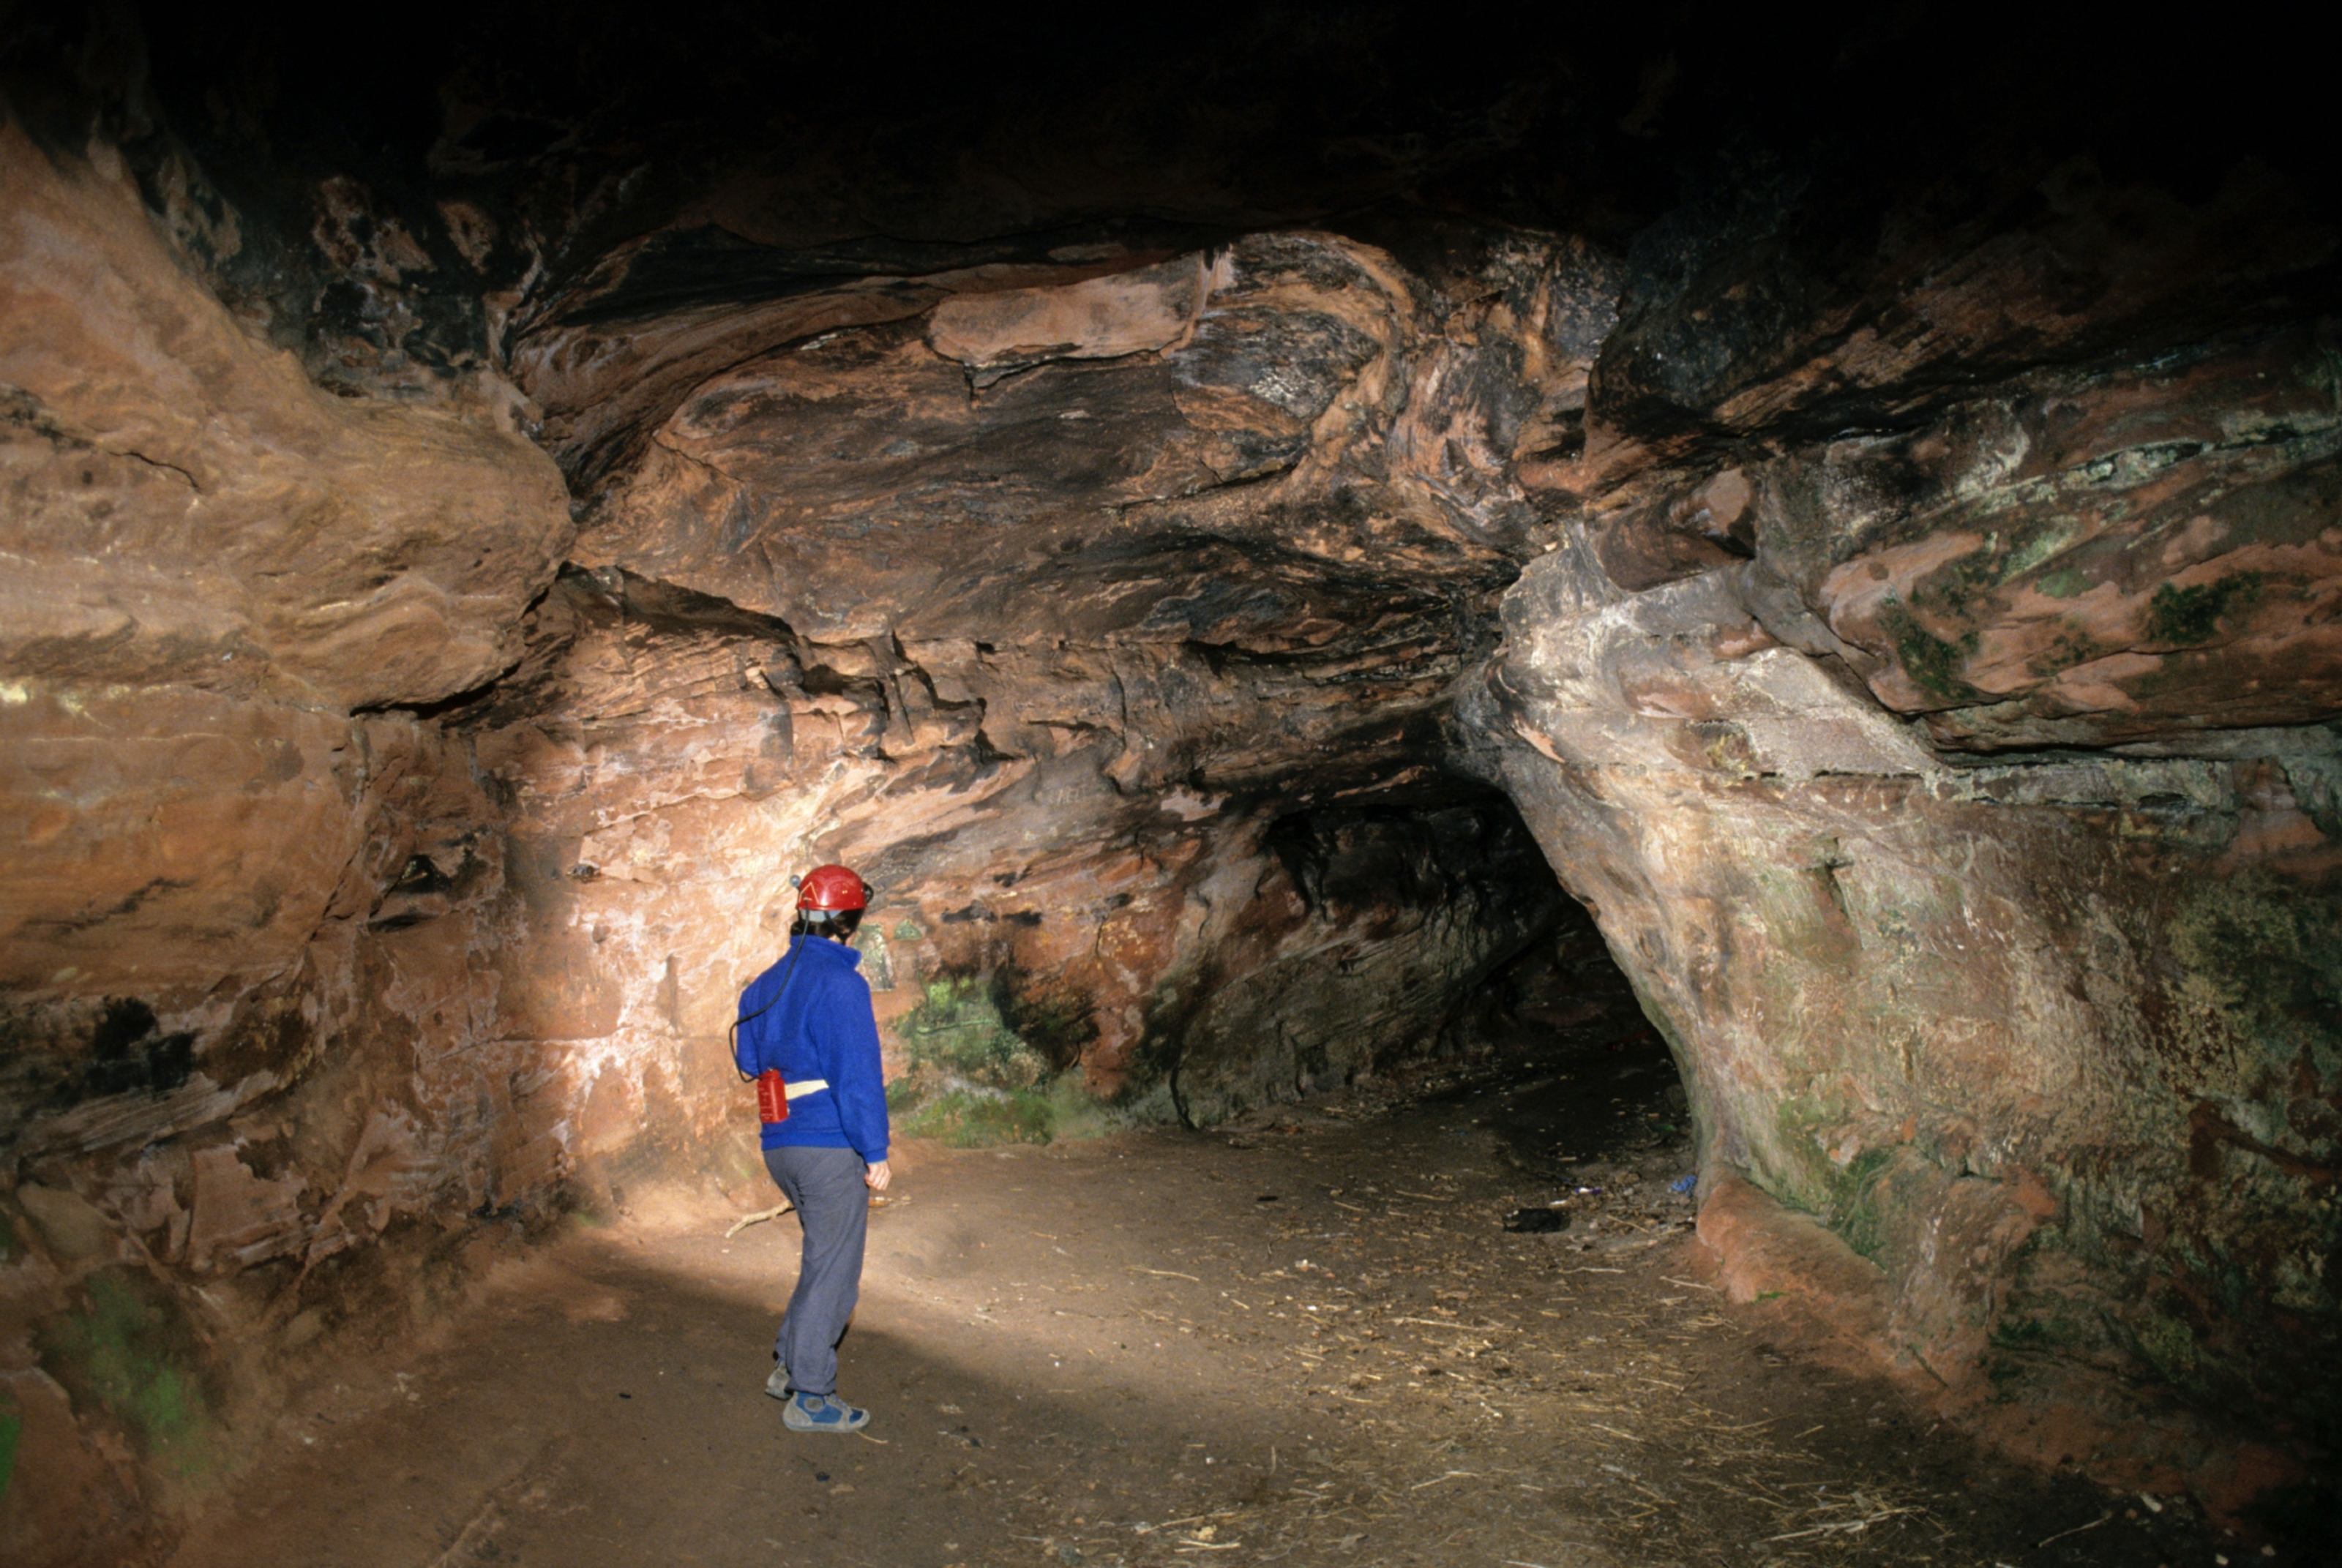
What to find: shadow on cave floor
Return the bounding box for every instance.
[163,1029,2237,1568]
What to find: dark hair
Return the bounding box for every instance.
[792,907,864,941]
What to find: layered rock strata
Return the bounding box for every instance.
[1,12,2338,1561]
[0,126,1604,1561]
[1477,228,2342,1495]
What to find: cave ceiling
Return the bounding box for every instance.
[37,4,2333,754]
[3,12,2341,1545]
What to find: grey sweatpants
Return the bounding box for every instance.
[763,1145,869,1396]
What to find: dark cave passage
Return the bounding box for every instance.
[3,7,2339,1564]
[1201,793,1700,1183]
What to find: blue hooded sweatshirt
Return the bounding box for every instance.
[733,935,889,1162]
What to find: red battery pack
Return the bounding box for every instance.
[755,1068,790,1126]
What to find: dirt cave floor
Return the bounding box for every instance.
[166,1036,2239,1568]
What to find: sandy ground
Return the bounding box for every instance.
[165,1037,2241,1568]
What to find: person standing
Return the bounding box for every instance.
[731,864,892,1433]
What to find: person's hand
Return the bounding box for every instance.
[864,1160,892,1191]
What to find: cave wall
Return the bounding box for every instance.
[4,7,2341,1556]
[0,121,575,1561]
[1473,200,2342,1488]
[0,120,1593,1556]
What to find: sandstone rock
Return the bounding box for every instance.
[1162,803,1568,1122]
[566,230,1496,639]
[927,255,1209,385]
[13,1183,114,1262]
[0,1368,136,1568]
[1767,333,2342,748]
[1695,1172,1886,1321]
[2,13,2338,1555]
[1486,511,2341,1466]
[184,1145,307,1275]
[0,683,368,996]
[1593,157,2338,445]
[0,125,570,710]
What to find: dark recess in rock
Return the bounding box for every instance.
[1,3,2338,1561]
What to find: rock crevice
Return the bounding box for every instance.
[2,10,2338,1558]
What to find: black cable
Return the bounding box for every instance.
[727,937,809,1083]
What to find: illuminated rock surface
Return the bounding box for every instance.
[0,10,2335,1561]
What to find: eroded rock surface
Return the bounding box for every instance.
[1475,174,2341,1495]
[1,9,2338,1562]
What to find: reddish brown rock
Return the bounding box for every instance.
[184,1144,305,1274]
[927,255,1209,383]
[564,230,1551,639]
[2,15,2340,1561]
[0,1366,137,1567]
[0,127,571,710]
[1484,488,2341,1494]
[1757,331,2342,747]
[0,684,367,999]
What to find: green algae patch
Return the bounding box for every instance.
[2027,625,2104,678]
[1754,1093,1855,1218]
[1747,1097,1928,1267]
[890,1073,1133,1148]
[1989,1310,2085,1352]
[896,976,1048,1090]
[889,972,1127,1147]
[2163,866,2342,1088]
[2144,571,2261,646]
[1879,594,1980,702]
[2133,1307,2202,1384]
[849,925,897,990]
[894,1087,1055,1147]
[2298,342,2342,408]
[2035,568,2090,599]
[0,1398,20,1505]
[1913,541,2004,618]
[2002,521,2083,579]
[2125,868,2342,1433]
[34,1269,214,1480]
[993,965,1099,1071]
[1827,1146,1899,1263]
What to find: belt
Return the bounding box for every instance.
[784,1079,829,1099]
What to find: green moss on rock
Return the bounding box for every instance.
[1828,1146,1898,1262]
[1880,594,1980,702]
[848,925,896,991]
[1758,1093,1855,1217]
[1989,1310,2086,1351]
[2144,572,2262,646]
[0,1398,20,1504]
[891,1074,1131,1148]
[2035,568,2090,599]
[34,1269,214,1479]
[889,972,1131,1147]
[2134,1309,2202,1384]
[2027,625,2104,678]
[897,1088,1055,1147]
[2166,867,2342,1087]
[2297,343,2342,406]
[894,976,1047,1090]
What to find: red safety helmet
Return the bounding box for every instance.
[795,864,869,912]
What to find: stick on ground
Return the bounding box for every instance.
[723,1200,793,1239]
